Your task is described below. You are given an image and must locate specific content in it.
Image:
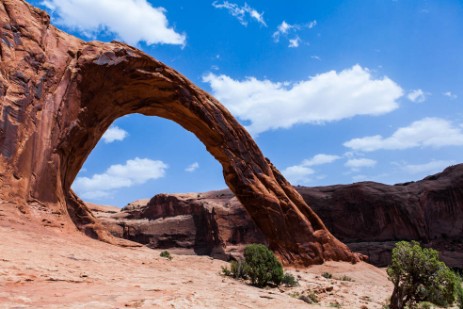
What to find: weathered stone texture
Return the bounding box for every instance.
[0,0,359,265]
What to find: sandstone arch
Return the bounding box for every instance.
[0,0,360,265]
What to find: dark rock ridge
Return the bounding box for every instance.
[0,0,359,265]
[94,164,463,268]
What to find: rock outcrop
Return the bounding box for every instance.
[0,0,359,265]
[91,191,267,260]
[95,164,463,268]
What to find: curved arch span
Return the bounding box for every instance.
[0,0,359,265]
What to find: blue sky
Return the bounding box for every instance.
[29,0,463,206]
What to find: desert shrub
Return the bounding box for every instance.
[160,250,172,260]
[281,272,298,287]
[322,272,332,279]
[221,265,231,276]
[337,275,353,282]
[387,241,459,309]
[299,292,318,304]
[244,244,283,287]
[230,260,248,279]
[456,275,463,309]
[221,259,248,279]
[416,302,434,309]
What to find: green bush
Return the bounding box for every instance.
[160,250,172,260]
[322,272,332,279]
[281,272,298,287]
[456,275,463,309]
[221,244,285,288]
[243,244,284,287]
[387,241,459,309]
[230,260,248,279]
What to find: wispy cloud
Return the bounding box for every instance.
[288,36,301,48]
[443,91,458,99]
[302,154,341,166]
[272,20,316,47]
[203,65,403,135]
[398,159,455,175]
[185,162,199,172]
[73,158,167,200]
[344,117,463,151]
[212,1,266,26]
[282,165,314,184]
[407,89,427,103]
[41,0,185,46]
[282,154,340,184]
[345,158,377,171]
[102,126,128,143]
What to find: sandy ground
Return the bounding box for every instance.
[0,220,393,308]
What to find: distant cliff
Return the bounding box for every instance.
[92,164,463,268]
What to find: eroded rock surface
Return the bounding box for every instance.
[95,164,463,267]
[0,0,359,265]
[91,191,267,260]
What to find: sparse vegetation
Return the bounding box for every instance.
[160,250,172,260]
[230,260,247,279]
[456,275,463,309]
[322,272,333,279]
[299,292,319,304]
[387,241,459,309]
[416,301,434,309]
[336,275,353,282]
[221,244,285,287]
[281,272,298,287]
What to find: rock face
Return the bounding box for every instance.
[0,0,359,265]
[95,164,463,268]
[91,191,267,260]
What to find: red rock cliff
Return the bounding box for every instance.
[0,0,359,265]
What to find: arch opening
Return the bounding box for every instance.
[72,114,226,207]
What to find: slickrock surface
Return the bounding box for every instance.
[0,0,358,266]
[95,164,463,268]
[0,220,392,309]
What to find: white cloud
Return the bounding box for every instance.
[282,154,340,184]
[302,154,341,166]
[203,65,403,135]
[282,165,314,184]
[272,20,317,43]
[102,126,128,143]
[407,89,427,103]
[311,55,321,61]
[308,20,317,29]
[41,0,185,46]
[345,158,377,171]
[443,91,458,99]
[73,157,167,199]
[212,1,266,26]
[399,160,455,175]
[288,37,300,48]
[185,162,199,172]
[344,117,463,152]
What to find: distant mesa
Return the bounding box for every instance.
[0,0,359,265]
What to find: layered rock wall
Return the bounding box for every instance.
[96,165,463,267]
